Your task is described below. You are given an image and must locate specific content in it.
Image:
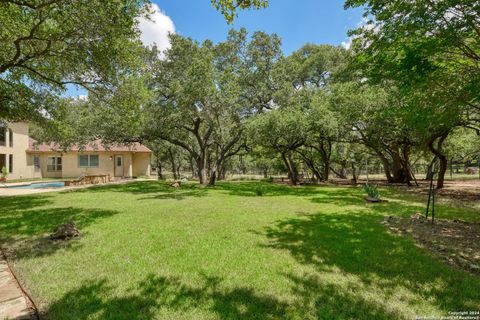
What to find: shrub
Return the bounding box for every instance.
[1,166,7,180]
[261,177,274,183]
[254,186,265,196]
[363,183,380,199]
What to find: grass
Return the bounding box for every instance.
[0,181,479,320]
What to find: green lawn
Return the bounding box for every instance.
[0,181,479,319]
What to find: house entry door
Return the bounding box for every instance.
[115,155,124,177]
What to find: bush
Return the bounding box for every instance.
[261,177,273,183]
[0,166,7,181]
[363,183,380,199]
[254,186,265,196]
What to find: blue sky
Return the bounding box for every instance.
[67,1,363,97]
[156,0,363,54]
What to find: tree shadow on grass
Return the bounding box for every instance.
[374,189,480,222]
[284,272,403,320]
[213,182,344,198]
[71,181,362,202]
[0,206,118,259]
[74,181,209,202]
[44,273,290,320]
[137,188,209,201]
[77,181,191,195]
[307,185,479,223]
[0,194,53,211]
[263,211,480,315]
[43,270,424,319]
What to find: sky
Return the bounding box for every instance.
[67,0,363,97]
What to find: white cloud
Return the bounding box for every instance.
[341,38,353,50]
[342,17,374,50]
[138,4,175,54]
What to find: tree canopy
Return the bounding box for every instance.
[211,0,269,23]
[4,0,479,188]
[0,0,148,121]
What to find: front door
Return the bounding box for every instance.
[114,155,124,177]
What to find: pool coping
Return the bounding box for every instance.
[0,179,64,187]
[0,178,154,197]
[1,181,66,189]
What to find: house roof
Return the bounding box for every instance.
[27,138,151,153]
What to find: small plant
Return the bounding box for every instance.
[254,185,265,196]
[0,166,7,182]
[363,183,380,200]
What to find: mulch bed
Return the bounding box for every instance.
[382,214,480,275]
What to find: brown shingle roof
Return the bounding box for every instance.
[27,138,151,153]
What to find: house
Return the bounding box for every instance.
[0,122,151,180]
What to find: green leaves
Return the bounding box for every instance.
[249,107,308,152]
[211,0,269,23]
[0,0,148,122]
[347,0,480,132]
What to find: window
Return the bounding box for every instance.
[8,129,13,147]
[90,155,99,167]
[116,156,122,166]
[47,157,62,172]
[34,156,40,172]
[0,154,5,170]
[79,155,99,168]
[0,124,5,146]
[8,155,12,173]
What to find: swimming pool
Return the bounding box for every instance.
[6,182,66,189]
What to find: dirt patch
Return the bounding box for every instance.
[436,188,480,202]
[50,221,80,240]
[382,214,480,275]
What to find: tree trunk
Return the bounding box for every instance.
[304,158,322,181]
[168,148,178,180]
[351,163,358,184]
[428,132,449,189]
[437,156,448,189]
[155,152,164,180]
[176,164,181,180]
[208,169,217,186]
[311,167,322,182]
[196,155,208,185]
[330,165,347,179]
[376,151,394,183]
[323,160,330,181]
[157,163,163,180]
[197,165,207,185]
[298,150,322,182]
[190,157,196,179]
[400,146,413,186]
[208,158,221,186]
[281,152,299,186]
[318,141,331,181]
[391,150,406,183]
[219,166,227,180]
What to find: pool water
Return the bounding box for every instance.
[7,182,66,189]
